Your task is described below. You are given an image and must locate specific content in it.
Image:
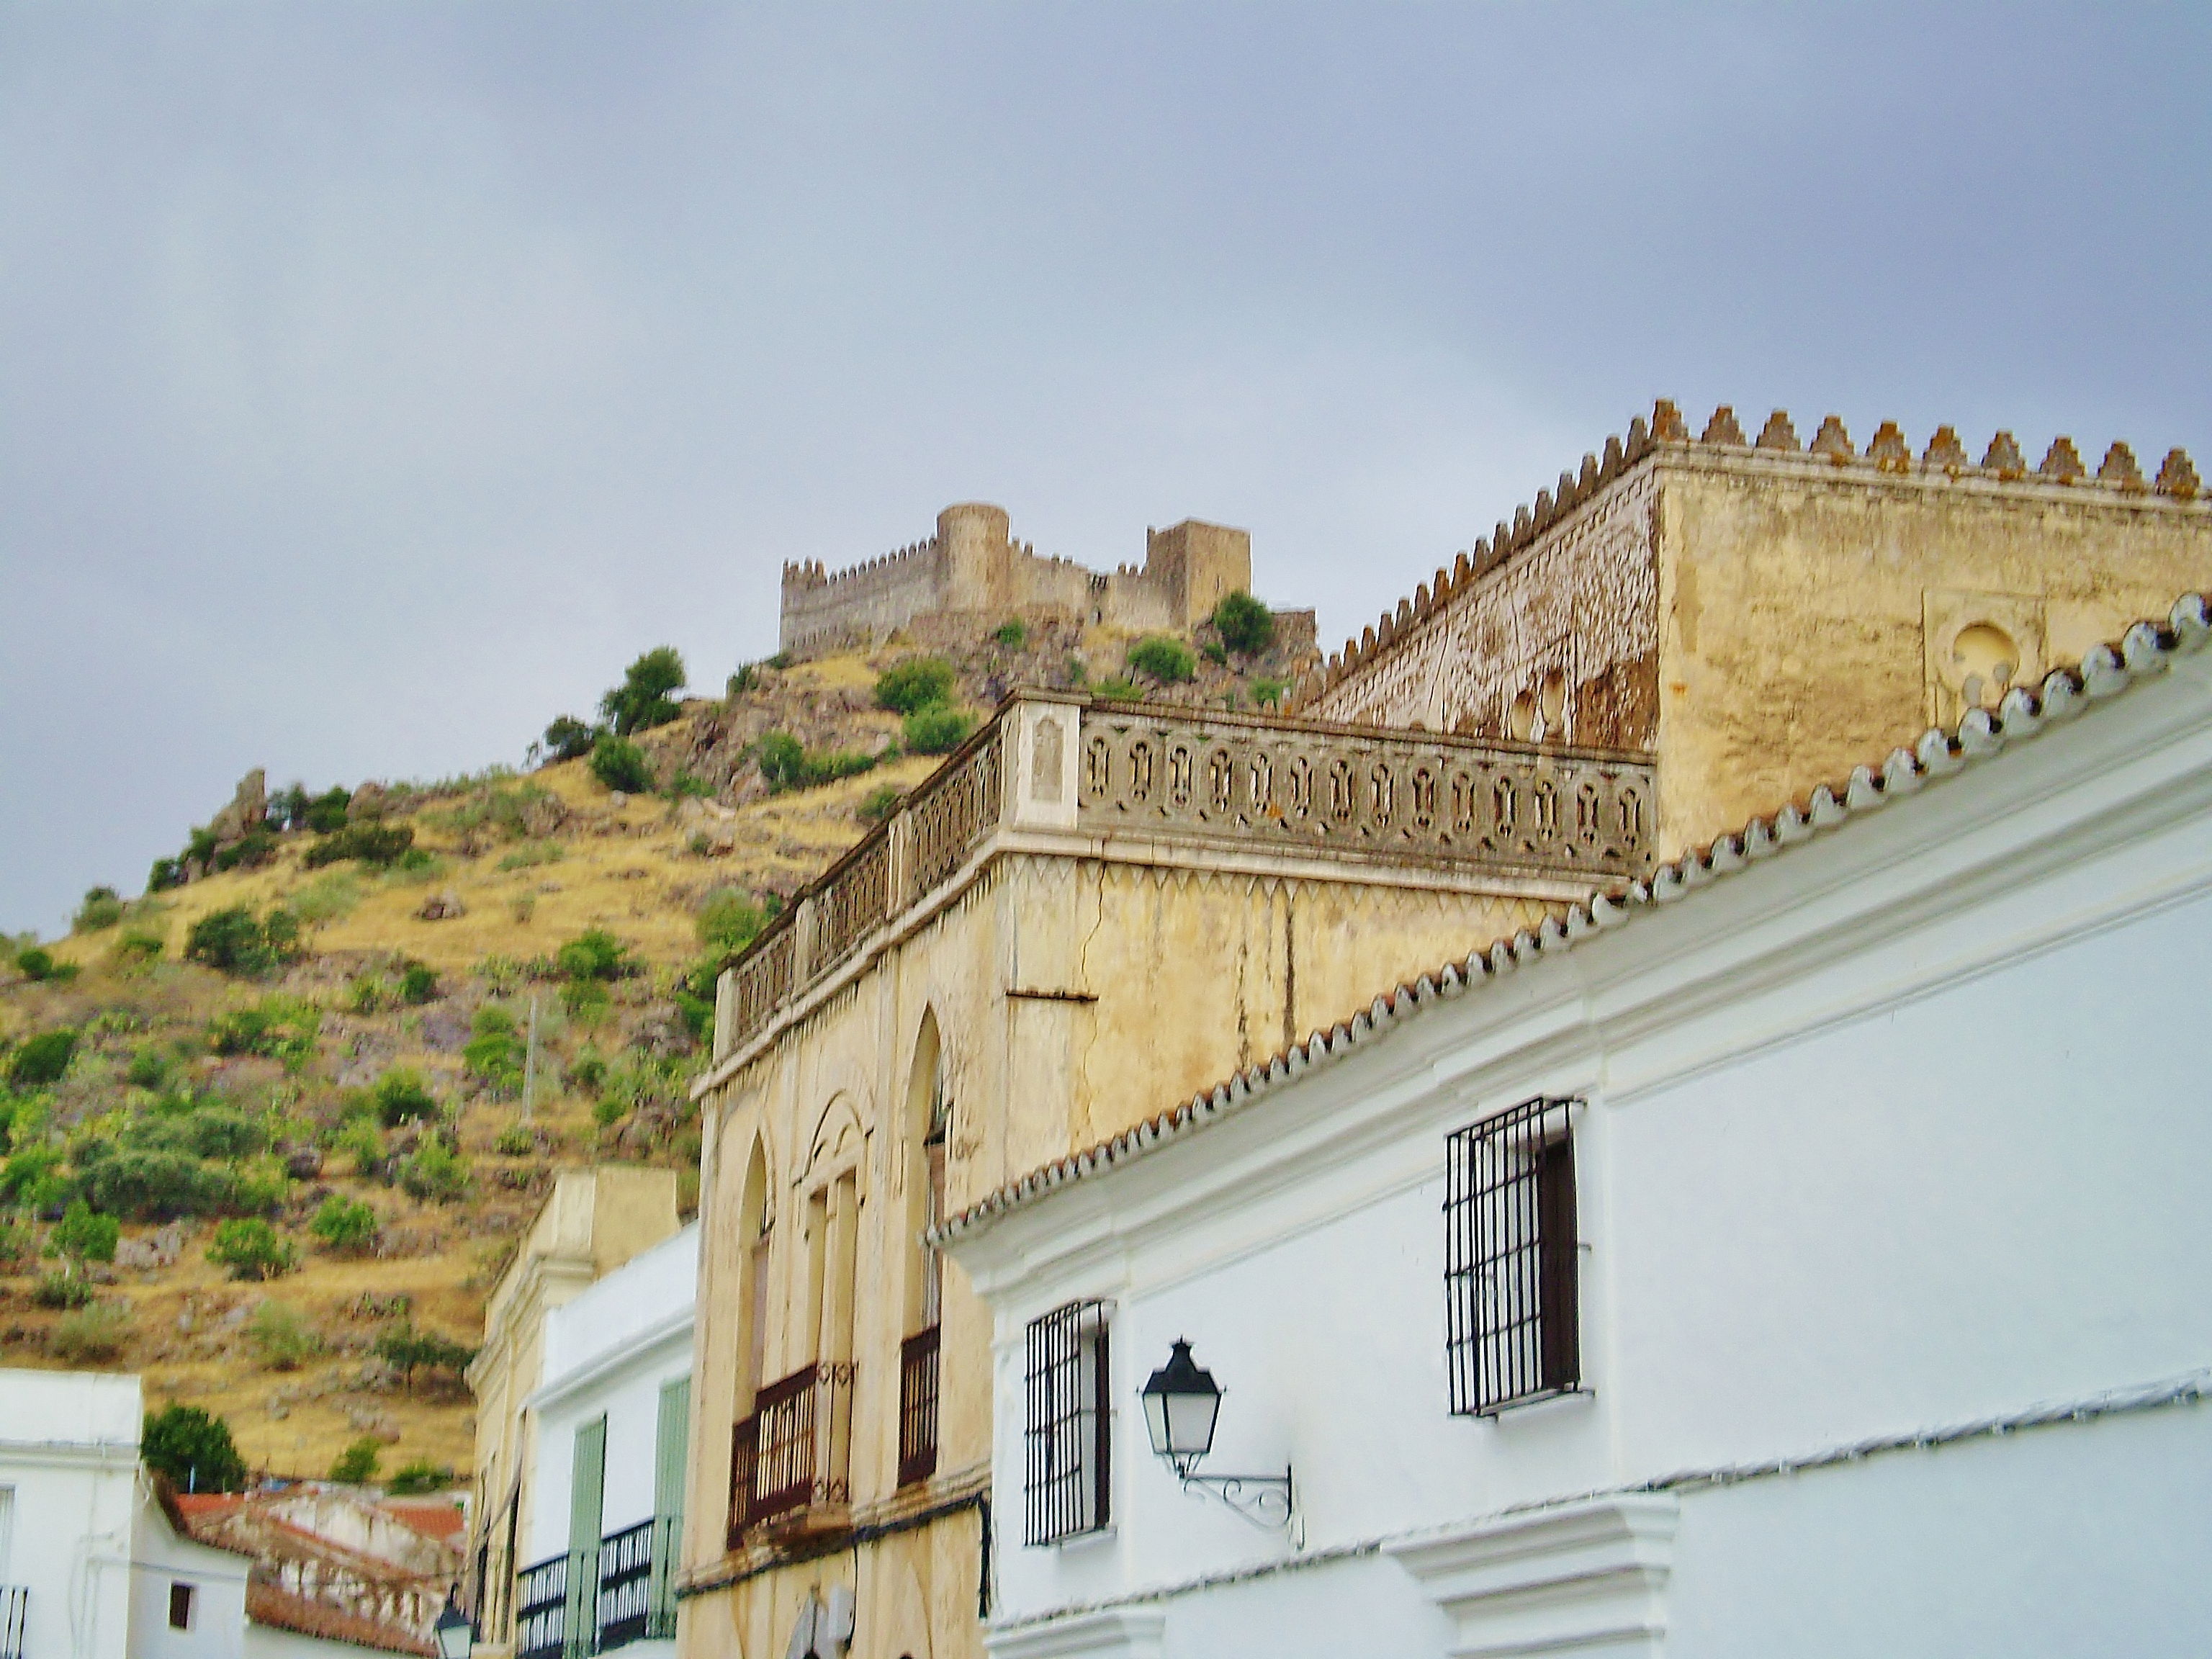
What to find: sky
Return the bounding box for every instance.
[3,3,2208,934]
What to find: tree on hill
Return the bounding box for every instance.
[143,1403,248,1493]
[1211,590,1276,655]
[599,647,688,736]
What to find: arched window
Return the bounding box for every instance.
[735,1136,770,1411]
[897,1012,947,1486]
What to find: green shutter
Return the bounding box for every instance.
[654,1379,691,1521]
[565,1418,606,1658]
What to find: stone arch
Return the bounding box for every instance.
[901,1009,949,1333]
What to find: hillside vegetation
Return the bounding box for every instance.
[0,601,1313,1485]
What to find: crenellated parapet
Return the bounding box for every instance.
[775,502,1254,657]
[1292,400,2207,717]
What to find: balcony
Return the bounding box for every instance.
[728,1361,855,1545]
[712,692,1656,1060]
[513,1516,680,1659]
[897,1325,942,1488]
[1,1586,24,1659]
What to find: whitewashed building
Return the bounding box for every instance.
[0,1370,414,1659]
[512,1223,697,1659]
[942,601,2212,1658]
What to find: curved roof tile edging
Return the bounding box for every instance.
[935,593,2211,1244]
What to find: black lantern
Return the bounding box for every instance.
[1141,1339,1223,1474]
[433,1597,475,1659]
[1137,1338,1292,1530]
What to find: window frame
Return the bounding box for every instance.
[1021,1299,1112,1545]
[168,1582,197,1631]
[1444,1096,1583,1416]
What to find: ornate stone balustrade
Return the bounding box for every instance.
[1076,704,1649,876]
[711,694,1653,1060]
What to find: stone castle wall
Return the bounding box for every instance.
[1299,401,2211,857]
[778,503,1251,657]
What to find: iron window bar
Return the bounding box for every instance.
[898,1323,943,1488]
[727,1360,856,1541]
[593,1514,680,1650]
[1022,1299,1112,1545]
[1445,1095,1583,1416]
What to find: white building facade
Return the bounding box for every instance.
[0,1370,403,1659]
[945,604,2212,1658]
[514,1224,697,1659]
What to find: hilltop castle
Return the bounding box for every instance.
[778,502,1251,657]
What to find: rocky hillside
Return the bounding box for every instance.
[0,608,1315,1487]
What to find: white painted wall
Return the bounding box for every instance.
[129,1484,249,1659]
[951,643,2212,1656]
[0,1370,145,1659]
[523,1223,698,1568]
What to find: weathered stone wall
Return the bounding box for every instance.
[1304,404,2212,859]
[683,851,1547,1659]
[778,503,1253,657]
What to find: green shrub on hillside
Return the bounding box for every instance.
[207,995,321,1069]
[302,823,415,871]
[330,1438,382,1485]
[874,657,957,714]
[1211,591,1276,655]
[1128,637,1196,684]
[184,907,302,977]
[112,928,166,968]
[81,1148,233,1220]
[310,1195,379,1254]
[50,1199,120,1264]
[143,1404,248,1494]
[696,893,766,958]
[567,1048,608,1095]
[73,888,126,934]
[590,734,655,795]
[9,1028,78,1087]
[335,1120,386,1179]
[857,783,902,825]
[206,1218,297,1281]
[1251,677,1287,708]
[34,1269,95,1309]
[399,961,439,1004]
[14,947,78,985]
[599,647,688,737]
[755,732,882,793]
[993,619,1028,649]
[302,787,354,834]
[1093,675,1142,701]
[213,827,281,873]
[559,930,634,983]
[543,715,599,761]
[398,1133,469,1204]
[385,1460,456,1496]
[903,705,975,755]
[374,1323,477,1393]
[372,1069,439,1127]
[463,1009,525,1096]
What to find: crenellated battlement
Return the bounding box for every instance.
[1291,400,2206,715]
[775,501,1252,657]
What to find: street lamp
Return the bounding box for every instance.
[433,1595,475,1659]
[1139,1339,1292,1530]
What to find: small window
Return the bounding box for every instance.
[1022,1300,1110,1545]
[168,1582,197,1630]
[1445,1096,1581,1415]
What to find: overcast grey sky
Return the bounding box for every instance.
[4,3,2207,933]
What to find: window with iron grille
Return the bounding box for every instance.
[1022,1300,1111,1545]
[1445,1096,1581,1416]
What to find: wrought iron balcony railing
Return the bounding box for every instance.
[897,1324,942,1488]
[728,1360,856,1543]
[712,693,1655,1059]
[513,1514,681,1659]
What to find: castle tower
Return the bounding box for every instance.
[935,502,1013,612]
[1144,518,1252,626]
